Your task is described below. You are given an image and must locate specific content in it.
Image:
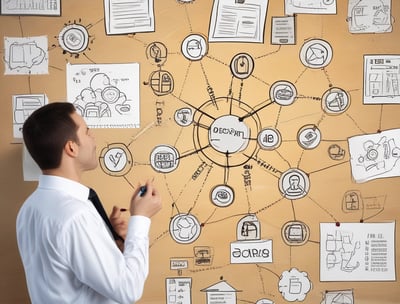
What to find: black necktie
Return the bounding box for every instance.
[88,188,124,242]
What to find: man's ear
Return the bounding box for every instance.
[64,140,78,157]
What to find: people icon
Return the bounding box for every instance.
[73,72,131,118]
[279,169,310,200]
[284,174,305,196]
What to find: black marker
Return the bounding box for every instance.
[138,185,147,197]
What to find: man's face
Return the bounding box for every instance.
[72,112,98,171]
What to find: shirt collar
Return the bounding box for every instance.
[38,175,90,202]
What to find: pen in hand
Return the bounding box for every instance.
[138,185,147,197]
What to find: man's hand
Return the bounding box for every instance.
[130,180,162,218]
[110,206,128,240]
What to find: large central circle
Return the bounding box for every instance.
[209,115,249,153]
[193,96,261,168]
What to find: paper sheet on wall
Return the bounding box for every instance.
[4,36,48,75]
[0,0,61,16]
[320,222,396,281]
[66,63,140,128]
[271,16,295,45]
[363,55,400,104]
[104,0,154,35]
[208,0,268,43]
[284,0,336,15]
[348,128,400,183]
[348,0,392,33]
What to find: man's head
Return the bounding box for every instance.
[23,102,97,173]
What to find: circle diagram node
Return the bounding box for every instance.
[170,213,201,244]
[58,23,89,54]
[279,168,310,200]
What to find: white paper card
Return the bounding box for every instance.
[320,222,395,281]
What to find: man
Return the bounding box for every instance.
[16,102,162,303]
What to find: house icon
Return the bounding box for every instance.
[201,280,241,304]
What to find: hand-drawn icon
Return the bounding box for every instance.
[300,39,333,69]
[278,268,312,302]
[194,246,213,266]
[342,190,361,212]
[270,80,297,106]
[231,214,272,264]
[13,94,46,139]
[256,299,274,304]
[58,23,89,55]
[297,124,321,149]
[271,16,295,45]
[349,0,392,34]
[9,41,45,68]
[209,115,250,153]
[166,277,192,304]
[282,221,310,246]
[325,230,360,272]
[230,53,254,79]
[148,70,174,96]
[322,87,350,115]
[353,135,400,181]
[4,36,48,74]
[237,214,260,241]
[146,41,167,65]
[290,0,335,9]
[150,145,180,173]
[257,128,281,150]
[67,63,139,128]
[341,190,386,221]
[73,72,130,117]
[169,258,188,272]
[169,213,201,244]
[174,107,193,127]
[201,280,241,304]
[328,144,346,160]
[349,129,400,182]
[181,33,208,61]
[99,143,133,177]
[321,289,354,304]
[279,168,310,200]
[211,184,234,207]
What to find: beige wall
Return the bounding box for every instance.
[1,1,399,303]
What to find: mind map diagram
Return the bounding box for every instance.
[12,1,398,303]
[92,6,394,304]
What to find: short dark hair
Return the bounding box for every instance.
[23,102,79,170]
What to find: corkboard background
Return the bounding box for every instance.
[0,1,399,303]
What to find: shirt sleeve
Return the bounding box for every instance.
[60,211,151,304]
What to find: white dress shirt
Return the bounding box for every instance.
[16,175,151,304]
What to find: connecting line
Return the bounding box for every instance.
[199,60,218,109]
[126,121,155,147]
[178,145,210,160]
[193,121,210,130]
[239,100,274,121]
[307,160,349,175]
[171,92,216,120]
[224,151,231,184]
[308,195,338,223]
[256,264,281,280]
